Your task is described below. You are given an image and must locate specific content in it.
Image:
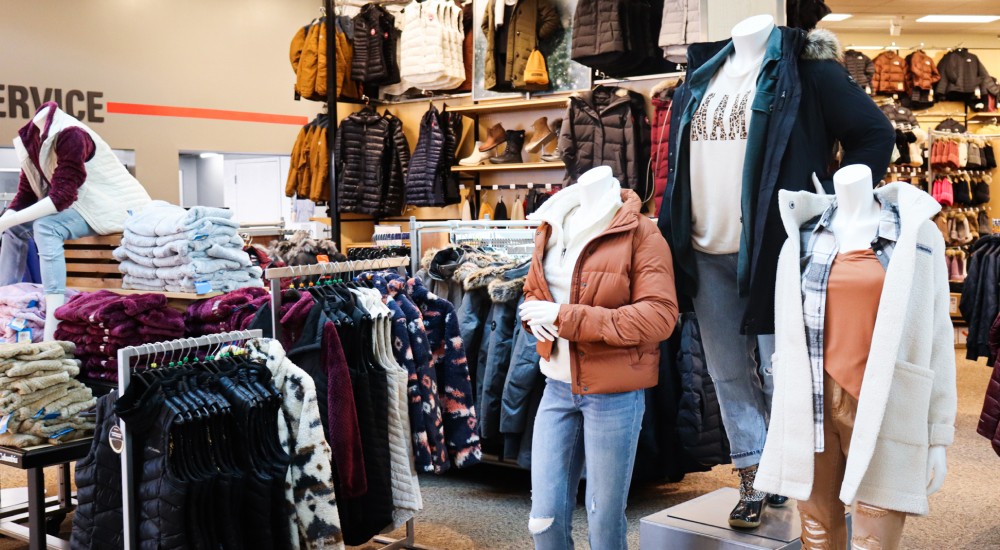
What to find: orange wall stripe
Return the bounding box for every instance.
[106,102,308,126]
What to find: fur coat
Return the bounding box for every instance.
[755,183,956,515]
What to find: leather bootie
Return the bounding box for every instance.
[479,123,507,152]
[729,465,766,529]
[540,118,563,162]
[766,494,789,508]
[459,141,497,166]
[525,116,556,153]
[490,130,525,164]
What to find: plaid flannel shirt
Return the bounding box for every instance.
[800,199,900,452]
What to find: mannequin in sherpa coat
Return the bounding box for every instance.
[0,102,151,340]
[756,166,956,549]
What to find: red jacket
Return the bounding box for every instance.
[651,95,671,215]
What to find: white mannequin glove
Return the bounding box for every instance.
[926,445,948,496]
[519,301,561,343]
[0,198,58,234]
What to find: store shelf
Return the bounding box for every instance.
[447,96,570,115]
[452,161,565,173]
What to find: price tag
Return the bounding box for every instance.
[0,414,11,435]
[8,318,26,331]
[109,425,125,454]
[316,254,330,264]
[194,281,212,294]
[16,329,31,343]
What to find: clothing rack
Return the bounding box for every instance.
[408,217,540,272]
[116,329,264,550]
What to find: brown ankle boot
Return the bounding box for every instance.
[479,123,507,152]
[524,116,555,153]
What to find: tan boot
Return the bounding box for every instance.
[524,116,555,153]
[479,123,507,152]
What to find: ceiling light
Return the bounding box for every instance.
[916,15,1000,24]
[822,13,852,22]
[848,45,889,50]
[199,152,222,159]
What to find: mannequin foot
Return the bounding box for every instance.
[729,465,766,529]
[767,494,789,508]
[43,294,66,342]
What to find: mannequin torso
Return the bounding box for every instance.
[830,164,881,251]
[729,14,774,73]
[564,166,616,237]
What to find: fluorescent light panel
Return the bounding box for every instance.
[199,152,222,159]
[916,15,1000,24]
[822,13,852,22]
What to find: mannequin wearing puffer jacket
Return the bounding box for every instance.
[0,102,151,341]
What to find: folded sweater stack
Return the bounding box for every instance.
[113,201,265,293]
[54,291,185,381]
[184,287,270,336]
[0,342,96,448]
[0,284,79,343]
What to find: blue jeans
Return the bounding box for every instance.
[691,251,775,469]
[529,379,645,550]
[0,208,97,294]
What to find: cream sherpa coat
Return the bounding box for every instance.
[755,182,957,516]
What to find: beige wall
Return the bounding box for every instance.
[0,0,322,202]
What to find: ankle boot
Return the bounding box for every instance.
[459,141,497,166]
[729,465,766,529]
[766,494,788,508]
[479,123,507,152]
[525,116,556,153]
[541,118,563,162]
[490,130,525,164]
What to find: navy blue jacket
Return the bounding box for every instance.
[658,27,895,335]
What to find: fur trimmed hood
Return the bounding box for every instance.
[268,231,346,266]
[488,262,530,303]
[464,264,512,291]
[801,28,841,61]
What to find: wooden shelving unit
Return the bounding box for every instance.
[452,161,565,173]
[448,95,571,115]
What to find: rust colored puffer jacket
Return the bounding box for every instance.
[872,51,906,94]
[906,50,941,91]
[522,188,679,395]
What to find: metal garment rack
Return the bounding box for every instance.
[408,217,540,272]
[116,330,263,550]
[264,255,426,549]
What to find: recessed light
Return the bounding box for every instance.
[199,152,222,159]
[822,13,852,22]
[916,15,1000,24]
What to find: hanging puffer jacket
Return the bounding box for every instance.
[675,313,731,468]
[406,105,446,207]
[70,392,124,550]
[335,109,409,215]
[290,19,328,101]
[381,111,410,217]
[352,4,401,86]
[571,0,626,69]
[843,49,876,90]
[872,50,907,94]
[651,79,677,214]
[436,109,464,206]
[285,118,332,203]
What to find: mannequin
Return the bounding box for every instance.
[519,165,678,549]
[658,11,896,529]
[757,165,956,550]
[0,102,151,340]
[828,164,949,494]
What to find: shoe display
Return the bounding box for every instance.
[766,494,789,508]
[479,123,507,152]
[489,130,525,164]
[729,465,766,529]
[459,141,497,166]
[540,118,562,162]
[524,116,556,153]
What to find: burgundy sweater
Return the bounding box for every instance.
[9,125,95,212]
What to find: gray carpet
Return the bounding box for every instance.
[3,351,998,549]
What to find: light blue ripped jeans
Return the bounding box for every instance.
[0,208,97,294]
[529,378,645,550]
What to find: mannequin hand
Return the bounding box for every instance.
[530,324,559,343]
[0,209,16,234]
[0,198,56,235]
[926,445,948,496]
[519,300,561,327]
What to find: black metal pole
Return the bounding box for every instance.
[325,0,341,246]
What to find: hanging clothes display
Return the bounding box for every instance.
[290,17,328,101]
[398,0,466,90]
[960,235,1000,365]
[482,0,562,91]
[872,50,906,95]
[405,104,463,207]
[334,106,410,216]
[572,0,668,78]
[286,114,331,203]
[352,3,401,88]
[658,0,701,64]
[651,78,679,214]
[936,48,999,101]
[904,50,940,108]
[843,49,875,92]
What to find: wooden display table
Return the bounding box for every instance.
[0,438,92,550]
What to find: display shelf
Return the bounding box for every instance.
[447,96,570,115]
[451,161,565,173]
[67,286,222,301]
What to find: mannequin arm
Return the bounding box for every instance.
[0,198,57,233]
[926,445,947,496]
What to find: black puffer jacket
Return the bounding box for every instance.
[406,105,445,207]
[352,4,401,86]
[381,111,410,217]
[936,48,1000,98]
[71,392,123,550]
[436,110,463,206]
[843,49,875,89]
[558,86,652,201]
[335,109,409,215]
[674,313,729,468]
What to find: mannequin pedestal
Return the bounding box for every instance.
[640,488,852,549]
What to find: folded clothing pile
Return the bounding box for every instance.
[114,201,265,293]
[53,291,185,381]
[0,342,96,447]
[0,284,79,343]
[184,287,271,336]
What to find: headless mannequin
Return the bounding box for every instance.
[519,166,618,341]
[730,14,774,72]
[829,164,948,496]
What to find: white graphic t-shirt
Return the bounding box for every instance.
[688,56,762,254]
